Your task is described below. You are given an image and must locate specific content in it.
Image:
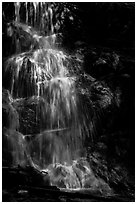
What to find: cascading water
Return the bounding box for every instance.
[3,2,113,193]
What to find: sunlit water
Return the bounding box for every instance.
[3,2,113,194]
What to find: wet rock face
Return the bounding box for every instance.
[46,158,113,196]
[2,89,19,130]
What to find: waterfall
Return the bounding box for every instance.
[3,3,113,191]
